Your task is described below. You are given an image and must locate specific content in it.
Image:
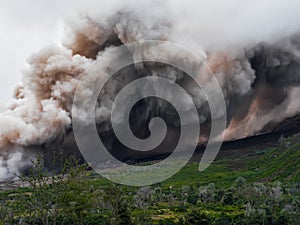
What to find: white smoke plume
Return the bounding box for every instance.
[1,0,300,179]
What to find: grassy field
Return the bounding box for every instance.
[86,134,300,188]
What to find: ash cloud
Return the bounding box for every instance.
[1,0,300,179]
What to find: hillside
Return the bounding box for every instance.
[0,134,299,224]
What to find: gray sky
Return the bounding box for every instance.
[0,0,122,106]
[0,1,66,105]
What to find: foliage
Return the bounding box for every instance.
[0,135,300,224]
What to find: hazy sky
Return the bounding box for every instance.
[0,1,65,105]
[0,0,125,106]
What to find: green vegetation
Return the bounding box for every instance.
[0,135,299,224]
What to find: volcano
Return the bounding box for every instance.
[1,1,300,179]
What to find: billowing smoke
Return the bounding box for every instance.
[1,0,300,180]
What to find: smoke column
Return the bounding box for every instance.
[1,0,300,180]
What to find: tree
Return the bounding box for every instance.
[17,156,65,225]
[57,163,93,225]
[134,186,154,224]
[99,184,132,225]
